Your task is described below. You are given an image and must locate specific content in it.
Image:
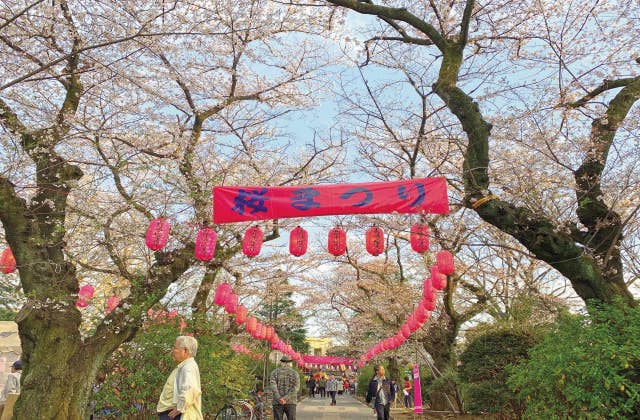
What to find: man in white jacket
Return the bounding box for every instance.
[157,336,202,420]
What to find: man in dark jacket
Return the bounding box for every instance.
[366,365,394,420]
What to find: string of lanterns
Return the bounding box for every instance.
[230,343,264,360]
[143,217,434,259]
[356,250,454,368]
[213,282,306,369]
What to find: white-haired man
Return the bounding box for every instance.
[157,335,202,419]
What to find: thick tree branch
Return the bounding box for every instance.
[326,0,447,51]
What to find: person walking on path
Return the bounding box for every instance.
[403,376,413,408]
[326,374,340,406]
[269,354,300,420]
[317,374,327,398]
[366,365,394,420]
[307,375,316,398]
[156,335,203,420]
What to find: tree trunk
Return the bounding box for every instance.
[14,303,102,419]
[421,313,461,411]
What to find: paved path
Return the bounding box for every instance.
[297,394,374,419]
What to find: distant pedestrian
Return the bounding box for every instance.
[269,355,300,420]
[403,376,413,408]
[317,375,327,398]
[307,375,316,398]
[390,379,400,408]
[326,374,340,406]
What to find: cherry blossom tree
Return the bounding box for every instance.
[313,0,639,307]
[0,1,338,417]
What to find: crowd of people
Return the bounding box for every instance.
[305,370,356,402]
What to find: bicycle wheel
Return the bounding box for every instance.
[215,404,238,420]
[235,401,253,420]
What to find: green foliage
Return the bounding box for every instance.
[507,300,640,419]
[357,364,374,398]
[93,315,255,418]
[255,280,309,354]
[427,367,460,407]
[458,326,543,416]
[0,306,17,321]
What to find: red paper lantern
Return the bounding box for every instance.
[436,250,455,275]
[265,326,275,341]
[423,295,436,311]
[366,226,385,256]
[105,296,120,315]
[245,316,257,334]
[252,323,262,339]
[407,314,419,332]
[392,336,401,348]
[145,218,171,251]
[423,278,436,302]
[327,227,347,256]
[410,224,430,253]
[224,293,238,314]
[76,284,95,308]
[401,323,411,339]
[214,283,232,305]
[0,248,16,274]
[289,226,308,257]
[430,265,448,290]
[235,305,248,324]
[242,226,263,257]
[195,227,217,261]
[415,300,427,323]
[385,338,394,350]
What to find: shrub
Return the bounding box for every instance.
[458,326,543,417]
[93,315,256,418]
[507,300,640,419]
[426,367,462,411]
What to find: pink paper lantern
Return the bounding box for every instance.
[235,305,248,324]
[265,326,275,341]
[195,227,217,261]
[401,323,411,339]
[224,293,238,314]
[423,278,436,302]
[366,226,385,256]
[246,316,257,334]
[105,296,120,314]
[0,248,16,274]
[423,296,436,311]
[328,227,347,256]
[214,283,232,305]
[410,224,430,253]
[430,265,448,290]
[289,226,308,257]
[415,300,427,323]
[145,218,171,251]
[242,226,263,257]
[407,314,419,332]
[76,284,95,308]
[436,250,455,275]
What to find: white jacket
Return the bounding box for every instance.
[173,357,201,414]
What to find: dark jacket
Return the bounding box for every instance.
[366,376,393,405]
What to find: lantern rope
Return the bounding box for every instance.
[470,194,498,209]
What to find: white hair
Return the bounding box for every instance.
[176,335,198,357]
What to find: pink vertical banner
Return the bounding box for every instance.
[413,364,423,413]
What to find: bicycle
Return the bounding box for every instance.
[214,399,254,420]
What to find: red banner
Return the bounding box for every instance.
[213,177,449,224]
